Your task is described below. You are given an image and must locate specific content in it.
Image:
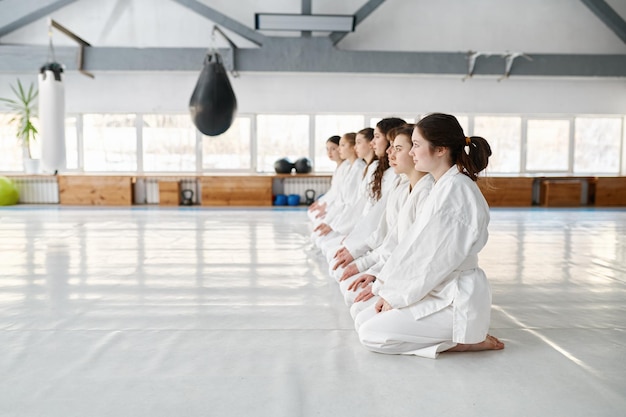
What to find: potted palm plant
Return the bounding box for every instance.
[0,79,40,173]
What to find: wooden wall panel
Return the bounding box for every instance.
[540,180,582,207]
[595,177,626,206]
[200,176,273,206]
[58,176,132,206]
[477,177,534,207]
[158,181,181,206]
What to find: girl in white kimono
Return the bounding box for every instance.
[314,128,377,254]
[355,113,505,358]
[338,125,433,309]
[323,118,406,263]
[312,133,365,242]
[308,135,344,221]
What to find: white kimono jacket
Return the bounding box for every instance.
[314,158,366,227]
[307,160,348,222]
[318,160,346,203]
[356,174,434,275]
[373,166,492,344]
[328,160,379,234]
[342,173,406,259]
[320,166,398,259]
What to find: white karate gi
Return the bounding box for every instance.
[356,166,492,358]
[311,158,366,244]
[340,174,434,305]
[318,166,397,259]
[340,174,408,264]
[307,160,348,222]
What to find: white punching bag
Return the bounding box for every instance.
[38,62,66,174]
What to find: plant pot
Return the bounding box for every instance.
[24,158,40,174]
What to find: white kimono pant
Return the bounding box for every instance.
[339,273,368,305]
[354,303,457,359]
[350,295,378,320]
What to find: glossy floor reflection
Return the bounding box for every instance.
[1,207,625,416]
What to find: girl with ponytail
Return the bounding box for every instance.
[354,113,504,358]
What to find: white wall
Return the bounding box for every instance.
[1,71,625,116]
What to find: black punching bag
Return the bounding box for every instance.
[189,52,237,136]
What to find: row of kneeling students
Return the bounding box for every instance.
[307,113,505,359]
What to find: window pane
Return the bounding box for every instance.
[83,114,137,172]
[65,116,79,170]
[474,116,521,173]
[314,115,365,172]
[0,113,23,171]
[574,118,621,174]
[526,119,570,171]
[203,117,251,170]
[143,115,196,172]
[456,115,469,134]
[257,115,309,173]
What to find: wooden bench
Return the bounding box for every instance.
[158,180,181,206]
[58,175,132,206]
[477,177,534,207]
[200,175,273,206]
[540,180,582,207]
[594,177,626,206]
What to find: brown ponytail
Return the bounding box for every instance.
[416,113,491,181]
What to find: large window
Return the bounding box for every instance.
[83,114,137,172]
[256,115,309,173]
[143,114,196,172]
[65,116,79,170]
[203,116,252,170]
[574,117,622,174]
[2,112,625,177]
[474,116,521,174]
[314,115,365,172]
[526,119,570,172]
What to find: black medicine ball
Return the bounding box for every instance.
[294,157,312,174]
[274,158,295,174]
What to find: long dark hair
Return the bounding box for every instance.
[416,113,491,181]
[370,117,406,200]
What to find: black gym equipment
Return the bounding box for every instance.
[294,157,312,174]
[189,52,237,136]
[274,158,295,174]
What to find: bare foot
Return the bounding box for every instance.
[446,334,505,352]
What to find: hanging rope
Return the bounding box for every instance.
[47,20,57,64]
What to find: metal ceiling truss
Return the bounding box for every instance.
[0,0,80,38]
[2,42,624,77]
[580,0,626,44]
[0,0,624,78]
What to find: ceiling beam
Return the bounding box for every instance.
[330,0,386,45]
[1,39,624,77]
[169,0,266,47]
[0,0,80,38]
[580,0,626,43]
[302,0,312,38]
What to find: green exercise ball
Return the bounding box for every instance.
[0,177,19,206]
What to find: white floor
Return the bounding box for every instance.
[1,206,625,417]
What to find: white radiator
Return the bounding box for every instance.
[135,177,199,205]
[283,177,331,204]
[10,177,60,204]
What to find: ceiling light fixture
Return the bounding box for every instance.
[255,13,355,32]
